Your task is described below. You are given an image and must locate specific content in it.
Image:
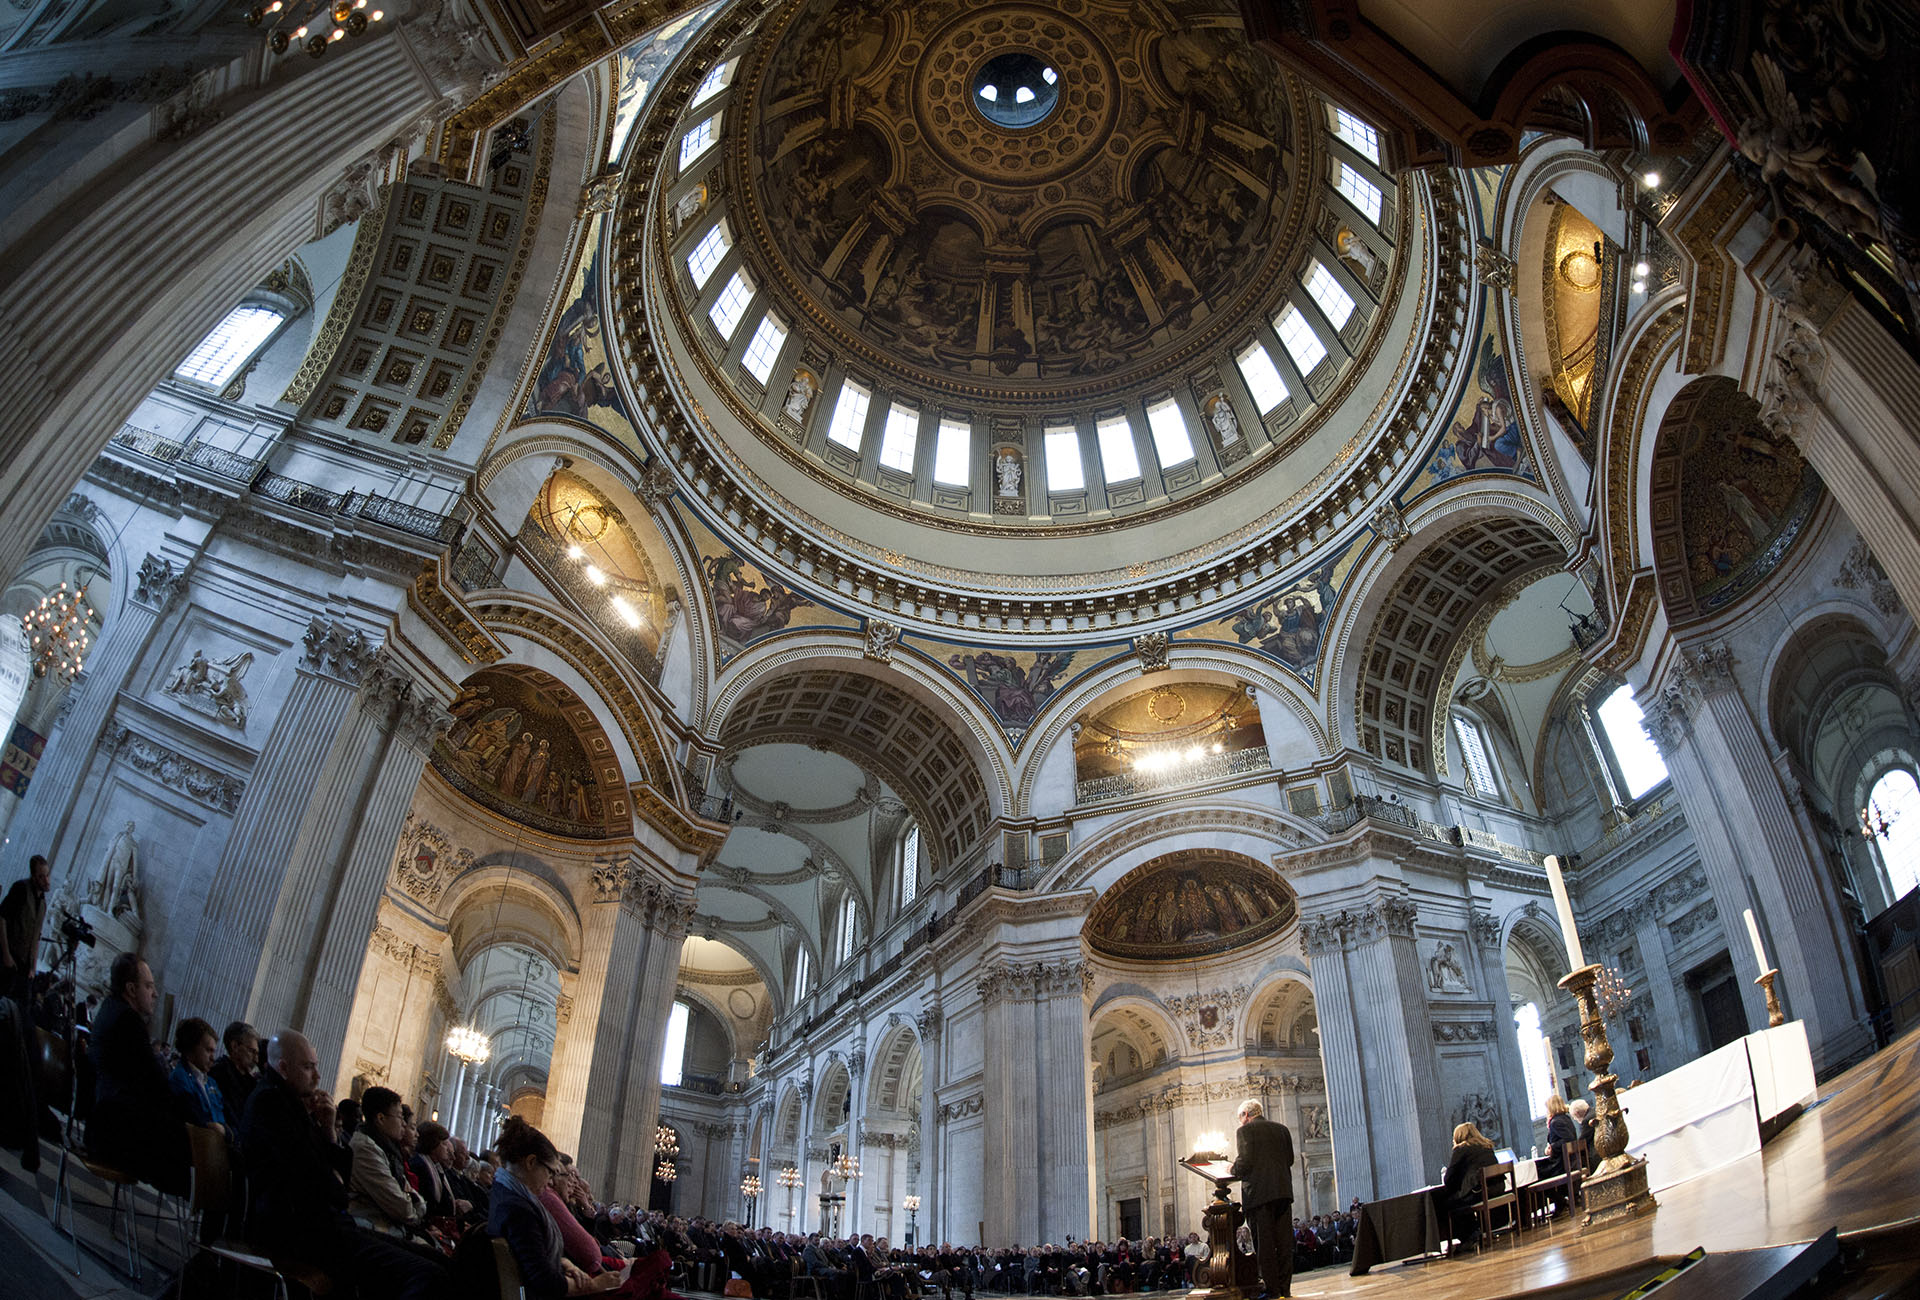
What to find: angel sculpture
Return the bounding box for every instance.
[1736,53,1882,247]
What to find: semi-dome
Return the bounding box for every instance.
[610,0,1469,632]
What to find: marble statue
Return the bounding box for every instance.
[995,451,1022,497]
[163,647,253,728]
[89,820,141,920]
[1210,396,1242,446]
[782,371,816,422]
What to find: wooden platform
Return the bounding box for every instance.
[1286,1025,1920,1298]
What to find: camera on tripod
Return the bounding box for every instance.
[58,909,94,955]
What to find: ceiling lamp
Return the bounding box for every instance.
[777,1165,803,1189]
[445,1025,492,1065]
[655,1124,681,1158]
[248,0,384,58]
[23,581,94,685]
[656,1159,678,1183]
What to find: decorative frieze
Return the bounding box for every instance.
[105,726,244,813]
[1370,503,1410,552]
[371,922,431,972]
[939,1094,983,1122]
[1432,1021,1496,1044]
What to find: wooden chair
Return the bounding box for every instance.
[494,1236,528,1300]
[790,1274,826,1300]
[1523,1139,1588,1226]
[1473,1161,1520,1252]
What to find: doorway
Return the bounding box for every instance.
[1689,952,1749,1051]
[1117,1197,1142,1242]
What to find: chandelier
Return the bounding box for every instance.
[829,1153,861,1182]
[656,1159,678,1183]
[777,1165,803,1190]
[23,580,94,685]
[655,1124,680,1158]
[903,1194,921,1213]
[445,1025,492,1065]
[741,1175,762,1199]
[1861,800,1898,841]
[248,0,386,58]
[1595,965,1634,1023]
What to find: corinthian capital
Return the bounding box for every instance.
[1762,320,1829,441]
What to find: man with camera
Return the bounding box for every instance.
[0,854,50,1171]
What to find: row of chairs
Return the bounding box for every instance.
[1469,1139,1590,1253]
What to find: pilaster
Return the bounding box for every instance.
[978,954,1094,1245]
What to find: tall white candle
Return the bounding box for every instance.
[1744,908,1770,974]
[1545,854,1585,971]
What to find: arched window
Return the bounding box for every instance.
[900,824,920,909]
[660,999,691,1086]
[174,304,286,388]
[1594,684,1668,801]
[1513,1002,1555,1120]
[1865,768,1920,901]
[792,946,811,1006]
[836,891,859,965]
[1452,713,1499,798]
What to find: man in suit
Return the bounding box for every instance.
[1230,1098,1293,1299]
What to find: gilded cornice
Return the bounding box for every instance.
[281,187,391,407]
[1601,303,1685,605]
[630,780,729,864]
[409,559,507,664]
[1664,161,1752,376]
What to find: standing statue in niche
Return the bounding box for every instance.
[1210,396,1242,447]
[782,370,817,422]
[994,451,1022,498]
[89,821,141,920]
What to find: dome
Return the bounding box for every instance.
[610,0,1466,632]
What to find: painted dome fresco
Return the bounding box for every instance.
[609,0,1468,629]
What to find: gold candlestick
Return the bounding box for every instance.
[1559,962,1658,1229]
[1756,969,1785,1028]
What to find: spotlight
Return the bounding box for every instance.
[1642,170,1661,188]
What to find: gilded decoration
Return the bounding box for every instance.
[430,666,625,837]
[1542,203,1608,429]
[1072,681,1265,786]
[531,469,670,657]
[1085,853,1296,961]
[736,0,1309,393]
[1653,377,1822,619]
[903,633,1103,741]
[607,5,722,165]
[1180,538,1361,686]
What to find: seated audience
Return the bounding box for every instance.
[1540,1093,1580,1212]
[1440,1122,1500,1250]
[210,1020,259,1126]
[168,1016,226,1131]
[349,1085,430,1240]
[411,1120,470,1222]
[241,1030,448,1300]
[490,1114,670,1298]
[88,952,187,1192]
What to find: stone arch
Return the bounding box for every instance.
[774,1085,805,1153]
[814,1058,855,1136]
[1017,656,1327,817]
[1088,995,1179,1088]
[708,649,1004,872]
[443,862,584,975]
[1082,848,1298,964]
[1243,973,1317,1051]
[1343,508,1572,773]
[866,1022,923,1117]
[1046,802,1322,895]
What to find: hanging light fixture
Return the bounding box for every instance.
[777,1165,803,1189]
[655,1123,681,1158]
[446,1025,492,1065]
[248,0,385,58]
[22,580,94,685]
[656,1159,678,1183]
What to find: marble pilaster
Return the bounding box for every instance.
[978,954,1094,1245]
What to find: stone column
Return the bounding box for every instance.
[1645,644,1873,1069]
[1300,896,1442,1202]
[1466,907,1533,1146]
[265,655,449,1069]
[7,550,185,878]
[1631,910,1685,1075]
[1761,288,1920,618]
[915,1001,943,1240]
[548,859,694,1197]
[978,956,1094,1246]
[174,616,382,1027]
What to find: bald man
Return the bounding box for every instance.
[1231,1098,1294,1299]
[242,1031,447,1299]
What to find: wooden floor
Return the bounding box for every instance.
[1287,1024,1920,1299]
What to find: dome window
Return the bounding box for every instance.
[972,51,1061,128]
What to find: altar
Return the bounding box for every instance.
[1619,1021,1816,1193]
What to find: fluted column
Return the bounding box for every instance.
[1466,907,1533,1148]
[1644,643,1872,1068]
[7,550,185,879]
[174,616,382,1028]
[546,859,694,1197]
[1762,292,1920,618]
[978,956,1094,1245]
[915,1001,942,1240]
[1300,896,1437,1201]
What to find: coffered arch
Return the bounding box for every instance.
[1347,510,1572,774]
[866,1022,923,1117]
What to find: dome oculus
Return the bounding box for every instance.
[972,51,1061,128]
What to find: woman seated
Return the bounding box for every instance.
[1539,1094,1580,1212]
[410,1120,471,1224]
[348,1085,430,1241]
[1440,1122,1499,1251]
[490,1115,675,1299]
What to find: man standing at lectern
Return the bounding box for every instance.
[1231,1098,1293,1299]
